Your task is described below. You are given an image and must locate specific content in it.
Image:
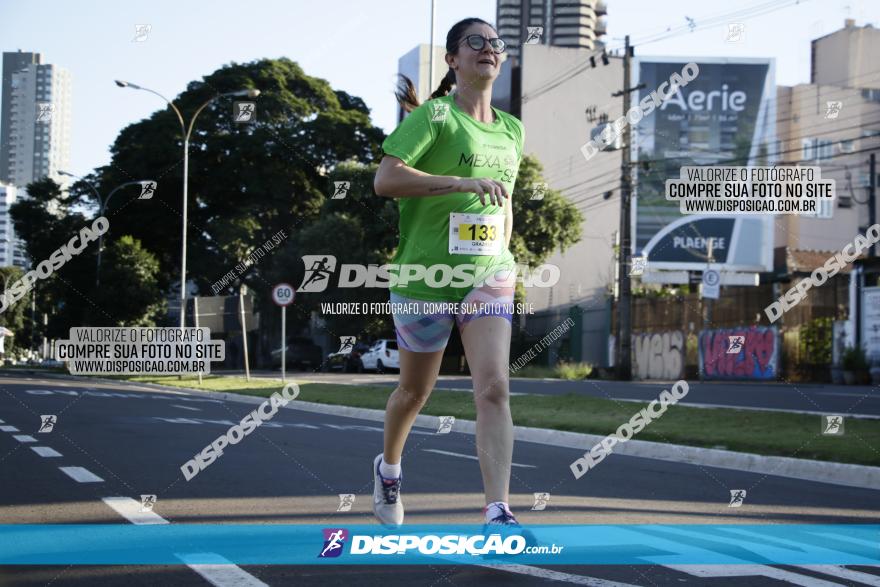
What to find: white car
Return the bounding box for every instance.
[360,339,400,373]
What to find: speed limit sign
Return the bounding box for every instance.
[272,283,295,306]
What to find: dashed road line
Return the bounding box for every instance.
[58,466,104,483]
[30,446,62,457]
[101,497,167,525]
[99,497,269,586]
[174,553,269,587]
[0,425,19,432]
[171,404,202,411]
[12,435,36,443]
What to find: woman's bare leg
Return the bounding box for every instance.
[459,315,513,504]
[382,347,445,464]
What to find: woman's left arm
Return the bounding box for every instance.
[504,196,513,249]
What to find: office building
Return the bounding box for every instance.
[776,20,880,252]
[0,182,29,269]
[1,50,72,188]
[497,0,608,64]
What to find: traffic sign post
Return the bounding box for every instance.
[701,269,720,300]
[272,283,296,381]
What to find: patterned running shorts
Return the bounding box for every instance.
[390,269,516,353]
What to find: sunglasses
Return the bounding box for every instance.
[460,34,506,54]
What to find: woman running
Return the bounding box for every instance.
[372,17,524,527]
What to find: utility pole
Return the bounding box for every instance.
[428,0,436,93]
[870,153,877,257]
[612,35,640,380]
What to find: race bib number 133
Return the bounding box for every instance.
[449,212,503,255]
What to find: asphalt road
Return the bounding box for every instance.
[0,371,878,586]
[220,369,880,419]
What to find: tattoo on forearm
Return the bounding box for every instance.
[429,184,454,192]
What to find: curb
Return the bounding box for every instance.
[9,370,880,492]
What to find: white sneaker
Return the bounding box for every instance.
[372,454,404,526]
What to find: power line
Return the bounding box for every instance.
[558,114,880,210]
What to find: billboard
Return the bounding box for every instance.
[633,57,776,255]
[642,215,773,272]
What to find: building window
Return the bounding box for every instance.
[802,138,833,161]
[810,199,833,219]
[801,138,813,160]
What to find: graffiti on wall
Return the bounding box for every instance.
[700,326,778,380]
[632,331,684,380]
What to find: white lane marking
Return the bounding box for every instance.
[175,552,269,587]
[665,564,846,586]
[0,419,4,423]
[171,404,202,411]
[423,448,536,469]
[0,425,19,432]
[478,563,639,586]
[101,497,168,525]
[13,435,37,443]
[30,446,62,457]
[23,389,222,403]
[799,566,880,586]
[101,499,267,585]
[58,466,104,483]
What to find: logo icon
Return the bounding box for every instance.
[725,23,745,42]
[132,24,151,42]
[431,102,449,122]
[437,415,455,434]
[337,336,356,355]
[332,181,350,200]
[728,489,746,508]
[140,494,157,512]
[298,255,337,293]
[530,183,546,201]
[825,101,843,120]
[318,528,348,558]
[36,103,54,123]
[38,415,56,433]
[234,102,256,123]
[525,26,543,44]
[532,492,550,511]
[138,181,157,200]
[822,415,844,436]
[337,494,355,512]
[629,256,647,276]
[727,335,745,354]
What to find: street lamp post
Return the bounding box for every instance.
[58,172,155,286]
[114,81,260,328]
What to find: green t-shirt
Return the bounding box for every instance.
[381,93,524,302]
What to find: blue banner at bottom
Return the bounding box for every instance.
[0,524,877,565]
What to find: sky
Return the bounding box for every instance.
[1,0,878,177]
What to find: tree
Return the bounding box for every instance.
[9,177,99,340]
[93,58,385,299]
[90,236,165,326]
[0,266,30,356]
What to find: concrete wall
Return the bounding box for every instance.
[519,43,623,364]
[812,21,880,89]
[775,83,880,251]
